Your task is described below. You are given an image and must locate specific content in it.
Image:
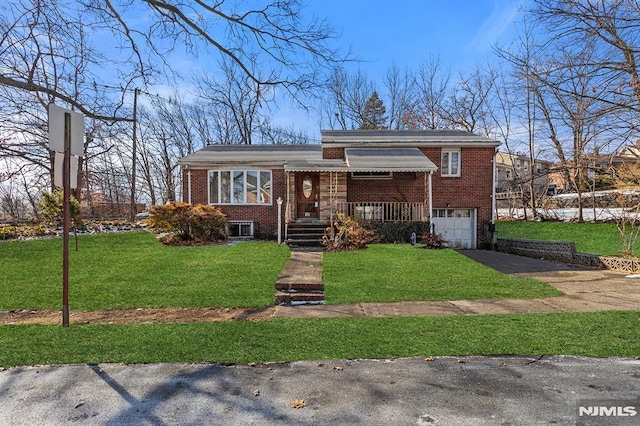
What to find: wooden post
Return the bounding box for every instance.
[130,88,139,221]
[62,112,71,328]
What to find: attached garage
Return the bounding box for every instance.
[431,209,476,249]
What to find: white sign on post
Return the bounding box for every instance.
[54,152,79,189]
[48,104,84,189]
[48,104,85,156]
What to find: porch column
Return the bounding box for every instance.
[428,171,433,229]
[491,148,497,223]
[284,171,291,241]
[187,168,192,204]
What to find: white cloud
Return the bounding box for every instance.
[470,0,522,50]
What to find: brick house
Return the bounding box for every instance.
[178,130,499,249]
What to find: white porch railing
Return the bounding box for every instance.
[335,202,425,222]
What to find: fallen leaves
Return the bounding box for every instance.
[331,365,344,371]
[290,399,307,409]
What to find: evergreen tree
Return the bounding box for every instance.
[360,91,388,130]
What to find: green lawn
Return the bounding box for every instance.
[0,232,291,310]
[1,232,560,311]
[323,245,561,304]
[3,231,635,368]
[1,312,638,367]
[495,220,628,256]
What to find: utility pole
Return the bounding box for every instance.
[130,88,138,222]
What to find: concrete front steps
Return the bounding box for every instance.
[275,250,325,305]
[285,221,327,248]
[275,281,325,305]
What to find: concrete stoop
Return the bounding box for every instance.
[275,250,324,305]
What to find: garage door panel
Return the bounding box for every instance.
[432,209,475,249]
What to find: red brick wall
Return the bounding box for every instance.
[421,147,495,246]
[182,168,287,236]
[347,173,426,203]
[322,147,344,159]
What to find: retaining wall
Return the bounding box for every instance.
[495,237,640,273]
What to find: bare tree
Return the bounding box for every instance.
[194,58,270,145]
[1,0,345,214]
[321,67,376,130]
[445,65,496,136]
[412,57,451,129]
[383,64,415,130]
[531,0,640,121]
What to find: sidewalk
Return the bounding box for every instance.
[273,249,640,319]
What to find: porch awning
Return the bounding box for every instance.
[345,148,438,172]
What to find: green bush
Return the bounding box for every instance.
[149,202,228,244]
[37,188,81,226]
[0,225,17,240]
[370,221,431,243]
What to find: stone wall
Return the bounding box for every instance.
[496,238,577,264]
[543,190,640,209]
[495,237,640,273]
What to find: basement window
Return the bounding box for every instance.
[228,221,254,237]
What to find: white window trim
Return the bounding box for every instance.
[208,170,272,205]
[441,149,461,177]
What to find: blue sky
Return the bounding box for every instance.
[272,0,524,134]
[144,1,526,137]
[307,0,523,79]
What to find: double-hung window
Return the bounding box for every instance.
[209,170,272,204]
[441,150,461,177]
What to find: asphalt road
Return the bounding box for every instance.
[1,355,638,425]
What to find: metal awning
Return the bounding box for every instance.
[345,148,438,172]
[283,148,438,172]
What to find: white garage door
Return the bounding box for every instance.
[431,209,476,249]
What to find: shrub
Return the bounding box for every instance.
[322,213,375,252]
[0,225,17,240]
[37,188,81,226]
[421,232,447,249]
[149,202,228,244]
[370,221,431,243]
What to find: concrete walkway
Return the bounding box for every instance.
[273,249,640,319]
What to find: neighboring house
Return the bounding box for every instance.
[495,152,553,196]
[547,145,640,191]
[178,130,499,249]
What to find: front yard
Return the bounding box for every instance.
[0,231,559,311]
[323,245,560,304]
[0,232,289,310]
[0,231,637,367]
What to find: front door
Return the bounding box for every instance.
[296,172,320,219]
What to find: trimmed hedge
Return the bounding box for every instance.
[370,221,431,244]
